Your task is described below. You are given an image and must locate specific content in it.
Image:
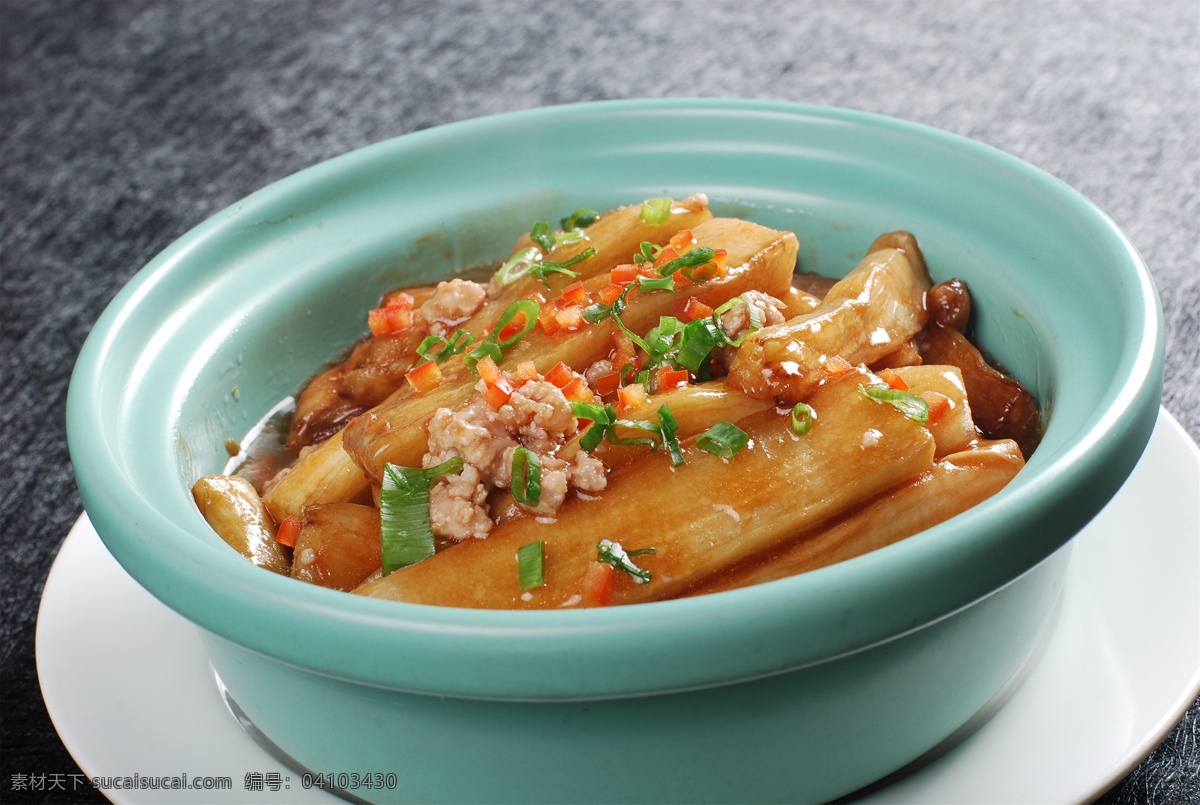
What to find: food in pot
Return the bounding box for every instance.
[193,195,1042,607]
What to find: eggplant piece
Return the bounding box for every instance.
[193,475,291,575]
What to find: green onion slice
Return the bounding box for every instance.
[640,197,672,226]
[561,209,599,230]
[380,458,464,575]
[569,401,611,423]
[610,285,652,354]
[790,403,816,436]
[573,401,617,452]
[657,404,685,467]
[511,446,543,507]
[529,221,556,254]
[517,540,545,591]
[555,228,588,247]
[655,247,717,279]
[579,421,609,452]
[416,329,475,365]
[462,340,502,373]
[597,539,655,584]
[495,246,544,286]
[637,274,675,292]
[858,384,931,423]
[495,299,541,348]
[697,421,750,458]
[528,247,596,285]
[606,419,662,448]
[582,301,613,324]
[465,299,541,372]
[642,316,684,368]
[676,318,724,373]
[633,241,662,265]
[712,296,764,347]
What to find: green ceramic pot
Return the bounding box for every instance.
[68,100,1163,802]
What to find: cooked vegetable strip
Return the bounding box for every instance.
[288,363,352,449]
[780,286,822,319]
[262,430,371,523]
[687,439,1024,596]
[890,365,981,458]
[728,232,932,403]
[288,330,424,448]
[353,370,936,608]
[343,218,798,485]
[918,318,1043,459]
[486,196,714,324]
[192,475,291,575]
[289,503,383,591]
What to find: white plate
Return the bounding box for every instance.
[38,409,1200,805]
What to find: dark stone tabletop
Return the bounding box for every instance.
[3,2,1197,802]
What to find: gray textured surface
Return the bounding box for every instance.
[2,1,1197,803]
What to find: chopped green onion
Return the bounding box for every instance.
[640,197,672,226]
[790,403,816,436]
[609,285,652,354]
[676,317,724,373]
[529,221,556,254]
[657,404,685,467]
[554,228,587,247]
[858,384,931,423]
[528,247,596,285]
[633,241,662,265]
[606,419,662,448]
[642,316,684,367]
[561,208,599,230]
[573,402,616,451]
[463,340,502,373]
[517,540,545,591]
[637,274,675,292]
[580,282,649,354]
[582,301,613,324]
[496,298,541,348]
[697,421,750,459]
[380,458,464,575]
[511,446,543,507]
[579,421,608,451]
[655,247,717,279]
[494,246,544,286]
[465,299,542,372]
[416,329,475,365]
[597,539,655,584]
[712,296,763,347]
[569,401,610,423]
